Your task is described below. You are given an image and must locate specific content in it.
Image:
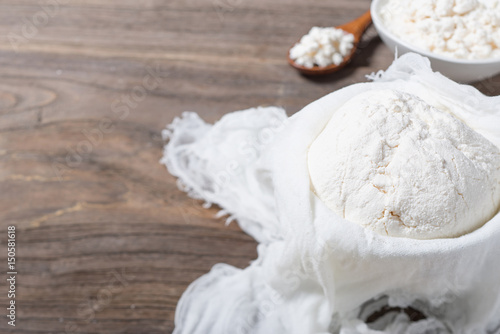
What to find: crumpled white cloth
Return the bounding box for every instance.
[161,53,500,334]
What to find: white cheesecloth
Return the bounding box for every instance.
[161,53,500,334]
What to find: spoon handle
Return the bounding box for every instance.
[339,10,372,40]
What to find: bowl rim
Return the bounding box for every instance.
[370,0,500,65]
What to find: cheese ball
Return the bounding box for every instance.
[308,89,500,239]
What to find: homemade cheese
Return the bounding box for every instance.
[308,89,500,239]
[289,27,355,68]
[380,0,500,59]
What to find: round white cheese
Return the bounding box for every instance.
[308,89,500,239]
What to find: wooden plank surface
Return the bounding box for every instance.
[0,0,499,333]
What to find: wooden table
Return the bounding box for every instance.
[0,1,499,333]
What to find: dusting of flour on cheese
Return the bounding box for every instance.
[308,89,500,239]
[380,0,500,59]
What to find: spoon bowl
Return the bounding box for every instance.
[288,10,372,75]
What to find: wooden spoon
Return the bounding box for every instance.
[287,10,372,75]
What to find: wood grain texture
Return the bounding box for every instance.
[0,0,499,333]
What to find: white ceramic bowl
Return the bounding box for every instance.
[371,0,500,83]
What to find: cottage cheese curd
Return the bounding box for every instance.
[308,89,500,239]
[380,0,500,59]
[289,27,355,68]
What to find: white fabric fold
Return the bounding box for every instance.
[161,107,287,244]
[162,53,500,334]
